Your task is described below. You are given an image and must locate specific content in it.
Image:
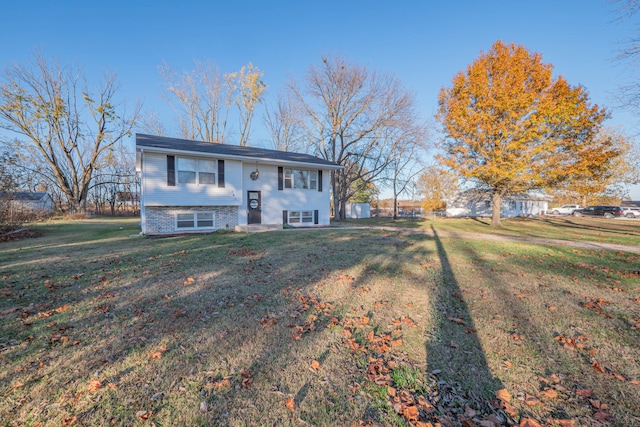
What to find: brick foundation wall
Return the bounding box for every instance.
[145,206,238,234]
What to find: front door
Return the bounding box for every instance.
[247,191,262,224]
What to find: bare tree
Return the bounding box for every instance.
[160,60,229,143]
[385,138,427,220]
[160,60,266,145]
[0,52,138,212]
[264,91,306,152]
[227,63,267,146]
[288,54,426,220]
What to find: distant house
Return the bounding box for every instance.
[0,192,55,213]
[621,200,640,208]
[446,189,549,218]
[136,134,342,235]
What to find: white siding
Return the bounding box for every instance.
[240,163,332,226]
[142,152,242,207]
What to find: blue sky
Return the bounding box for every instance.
[1,0,639,198]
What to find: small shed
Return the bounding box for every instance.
[345,203,371,219]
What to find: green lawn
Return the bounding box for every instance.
[1,217,639,426]
[344,215,640,246]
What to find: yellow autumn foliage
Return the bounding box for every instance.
[437,41,613,226]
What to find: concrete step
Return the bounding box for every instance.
[234,224,282,233]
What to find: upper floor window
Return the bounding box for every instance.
[177,157,215,185]
[285,168,316,190]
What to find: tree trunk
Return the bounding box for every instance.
[393,194,398,220]
[491,192,502,227]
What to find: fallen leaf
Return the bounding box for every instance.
[496,388,512,402]
[136,410,153,420]
[55,304,70,313]
[61,416,77,426]
[311,360,320,370]
[540,388,558,399]
[525,395,541,406]
[10,380,24,391]
[575,389,593,398]
[519,418,542,427]
[403,405,419,421]
[548,419,575,427]
[285,398,296,411]
[87,379,101,392]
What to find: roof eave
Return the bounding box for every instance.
[137,144,343,170]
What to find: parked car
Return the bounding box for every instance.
[572,206,624,218]
[549,204,581,215]
[621,207,640,218]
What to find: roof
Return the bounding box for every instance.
[136,134,342,170]
[0,192,50,201]
[453,188,551,201]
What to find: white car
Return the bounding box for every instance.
[549,204,581,215]
[621,207,640,218]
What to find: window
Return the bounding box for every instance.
[289,211,300,223]
[288,211,313,224]
[284,169,293,188]
[509,201,517,210]
[176,213,195,228]
[177,158,196,184]
[309,171,318,190]
[284,168,316,189]
[484,200,491,208]
[301,211,313,223]
[294,170,309,189]
[176,212,215,230]
[176,157,216,185]
[198,159,216,185]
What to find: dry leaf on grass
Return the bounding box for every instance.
[519,418,542,427]
[496,388,512,402]
[136,410,153,420]
[539,388,558,399]
[87,379,101,392]
[61,416,77,426]
[576,388,593,398]
[285,398,296,411]
[310,360,320,371]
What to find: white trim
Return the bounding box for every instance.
[136,146,343,171]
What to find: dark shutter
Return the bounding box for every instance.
[278,167,284,190]
[167,155,175,186]
[282,210,288,224]
[318,170,323,192]
[314,210,319,225]
[218,160,225,188]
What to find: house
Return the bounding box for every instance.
[135,134,342,235]
[446,189,549,218]
[621,200,640,208]
[0,192,55,213]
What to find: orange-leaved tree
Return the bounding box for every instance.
[436,41,612,226]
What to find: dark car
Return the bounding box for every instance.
[572,206,624,218]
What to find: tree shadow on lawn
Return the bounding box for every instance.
[446,236,640,425]
[427,227,505,416]
[1,227,419,426]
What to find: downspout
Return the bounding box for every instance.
[139,148,146,235]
